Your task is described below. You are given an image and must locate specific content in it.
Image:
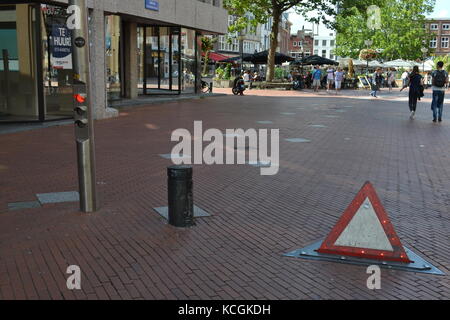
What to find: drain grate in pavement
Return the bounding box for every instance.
[285,138,311,143]
[309,124,327,128]
[36,191,79,204]
[8,201,42,211]
[159,154,191,160]
[153,205,211,219]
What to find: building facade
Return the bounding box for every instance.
[217,14,261,57]
[0,0,227,122]
[427,19,450,56]
[289,27,314,59]
[217,13,292,60]
[313,33,336,60]
[277,12,292,55]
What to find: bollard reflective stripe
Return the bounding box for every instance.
[167,165,195,227]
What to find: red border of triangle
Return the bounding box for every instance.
[317,182,411,263]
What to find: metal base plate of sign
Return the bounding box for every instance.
[284,239,445,276]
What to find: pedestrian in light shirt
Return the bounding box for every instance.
[334,68,345,94]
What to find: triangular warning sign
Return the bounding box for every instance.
[317,182,411,263]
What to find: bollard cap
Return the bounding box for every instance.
[167,165,193,179]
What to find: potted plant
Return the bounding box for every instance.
[213,63,235,88]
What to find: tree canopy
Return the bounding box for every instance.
[223,0,341,81]
[334,0,435,61]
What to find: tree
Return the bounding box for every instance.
[201,36,218,76]
[348,58,355,78]
[224,0,339,82]
[433,55,450,73]
[335,0,435,61]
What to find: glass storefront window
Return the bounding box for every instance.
[171,28,180,91]
[159,27,170,90]
[0,4,39,121]
[181,28,196,93]
[145,26,159,90]
[137,26,145,95]
[41,3,74,119]
[106,15,122,101]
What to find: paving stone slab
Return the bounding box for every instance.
[8,201,42,211]
[248,161,272,167]
[285,138,311,143]
[159,154,191,160]
[153,205,211,219]
[36,192,79,204]
[256,121,273,124]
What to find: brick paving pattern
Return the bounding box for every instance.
[0,88,449,300]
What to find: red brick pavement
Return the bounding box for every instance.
[0,89,449,300]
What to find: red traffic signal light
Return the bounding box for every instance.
[74,94,86,103]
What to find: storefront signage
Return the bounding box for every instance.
[145,0,159,11]
[51,24,73,69]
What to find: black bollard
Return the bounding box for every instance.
[167,165,195,227]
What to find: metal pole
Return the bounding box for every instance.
[69,0,98,212]
[239,34,244,74]
[2,49,11,113]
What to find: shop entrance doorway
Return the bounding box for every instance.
[137,26,198,95]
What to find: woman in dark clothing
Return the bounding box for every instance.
[401,66,423,120]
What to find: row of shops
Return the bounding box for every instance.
[0,0,227,122]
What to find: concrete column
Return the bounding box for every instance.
[124,22,138,99]
[89,7,118,120]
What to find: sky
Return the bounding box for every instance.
[289,0,449,35]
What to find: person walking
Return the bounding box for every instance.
[400,66,423,120]
[304,71,312,89]
[430,61,448,123]
[401,70,409,88]
[326,66,335,92]
[334,67,345,94]
[370,68,383,98]
[243,70,251,90]
[387,68,396,92]
[312,66,322,92]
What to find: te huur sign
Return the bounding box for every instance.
[145,0,159,11]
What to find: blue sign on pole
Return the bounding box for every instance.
[145,0,159,11]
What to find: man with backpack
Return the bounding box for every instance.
[431,61,448,123]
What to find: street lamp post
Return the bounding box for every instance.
[421,47,428,73]
[238,33,245,74]
[364,39,373,74]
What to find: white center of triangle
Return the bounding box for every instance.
[334,197,394,251]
